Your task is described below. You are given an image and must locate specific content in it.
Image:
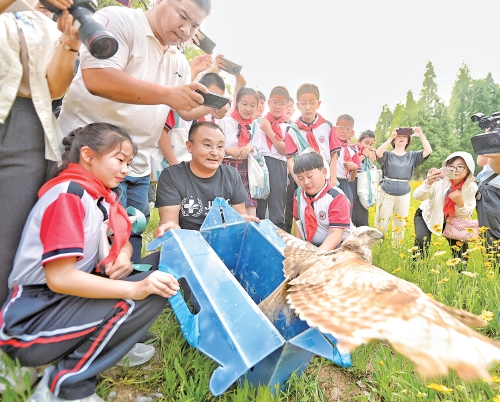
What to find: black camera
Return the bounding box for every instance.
[471,112,500,155]
[40,0,118,59]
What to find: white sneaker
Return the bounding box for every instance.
[0,351,37,394]
[116,343,155,367]
[26,366,104,402]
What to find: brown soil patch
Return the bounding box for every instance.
[318,365,365,402]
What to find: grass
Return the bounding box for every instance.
[3,181,500,401]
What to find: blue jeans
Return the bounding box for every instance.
[117,175,150,262]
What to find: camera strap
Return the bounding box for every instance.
[476,172,499,200]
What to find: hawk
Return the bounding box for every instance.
[286,252,500,379]
[259,226,384,323]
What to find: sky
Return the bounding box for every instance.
[201,0,500,136]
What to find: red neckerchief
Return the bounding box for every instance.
[443,177,467,219]
[302,180,332,242]
[231,108,252,147]
[264,112,285,150]
[340,141,353,179]
[295,114,326,152]
[38,163,131,272]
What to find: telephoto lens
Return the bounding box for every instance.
[40,0,119,59]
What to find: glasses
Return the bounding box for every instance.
[447,165,467,172]
[189,140,225,152]
[270,100,287,107]
[337,126,353,131]
[298,100,318,107]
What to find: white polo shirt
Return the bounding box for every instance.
[58,6,191,177]
[251,119,287,161]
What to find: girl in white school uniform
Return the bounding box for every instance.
[217,87,260,215]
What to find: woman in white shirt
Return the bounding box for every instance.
[413,151,477,259]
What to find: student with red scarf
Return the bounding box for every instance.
[0,123,179,401]
[217,87,260,215]
[251,86,291,229]
[413,152,477,259]
[292,152,352,251]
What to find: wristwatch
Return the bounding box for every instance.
[59,39,79,53]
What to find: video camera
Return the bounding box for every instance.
[40,0,118,59]
[470,111,500,155]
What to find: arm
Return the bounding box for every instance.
[412,127,432,158]
[376,129,397,159]
[294,221,304,240]
[232,202,260,222]
[45,11,81,99]
[287,157,299,185]
[413,168,440,201]
[189,53,212,82]
[82,68,206,111]
[225,145,254,159]
[329,153,338,181]
[155,205,181,237]
[318,228,344,251]
[259,119,285,155]
[44,257,179,300]
[453,182,478,218]
[158,127,179,166]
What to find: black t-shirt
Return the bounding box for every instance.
[155,162,248,230]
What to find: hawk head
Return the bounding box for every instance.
[339,226,384,262]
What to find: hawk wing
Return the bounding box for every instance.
[287,258,499,379]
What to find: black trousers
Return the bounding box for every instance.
[0,261,167,399]
[413,208,467,259]
[256,157,287,229]
[284,173,297,233]
[349,177,369,227]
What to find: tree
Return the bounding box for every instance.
[374,105,393,147]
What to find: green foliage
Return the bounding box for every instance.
[374,61,500,178]
[97,0,151,11]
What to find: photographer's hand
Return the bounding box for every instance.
[45,0,73,10]
[425,168,442,185]
[57,10,80,49]
[190,54,212,82]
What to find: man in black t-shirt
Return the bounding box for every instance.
[155,122,259,236]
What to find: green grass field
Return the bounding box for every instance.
[3,181,500,402]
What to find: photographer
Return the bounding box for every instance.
[57,0,228,261]
[413,152,477,259]
[476,154,500,245]
[0,0,80,306]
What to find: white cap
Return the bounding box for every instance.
[5,0,38,12]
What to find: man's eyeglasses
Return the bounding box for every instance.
[189,140,225,152]
[447,165,467,172]
[298,100,318,107]
[270,100,287,107]
[337,126,353,131]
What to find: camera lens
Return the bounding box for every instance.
[88,34,119,59]
[232,67,238,74]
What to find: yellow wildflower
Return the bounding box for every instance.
[413,252,421,258]
[456,240,464,246]
[407,246,418,252]
[430,269,440,274]
[379,360,385,366]
[432,223,442,232]
[489,375,500,383]
[451,245,461,251]
[417,391,427,397]
[393,226,402,233]
[484,261,493,268]
[446,268,452,275]
[461,271,477,278]
[478,226,490,233]
[392,267,401,274]
[399,253,405,259]
[401,389,408,394]
[427,383,453,394]
[434,250,447,257]
[493,395,500,402]
[437,277,449,284]
[479,310,494,322]
[394,214,402,220]
[426,293,434,299]
[446,258,461,266]
[485,270,495,279]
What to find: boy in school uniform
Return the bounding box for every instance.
[285,83,340,186]
[334,114,361,204]
[254,91,266,119]
[252,86,290,229]
[293,152,352,251]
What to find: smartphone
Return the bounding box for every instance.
[219,58,242,75]
[195,89,230,109]
[396,127,413,136]
[441,167,456,179]
[193,30,216,54]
